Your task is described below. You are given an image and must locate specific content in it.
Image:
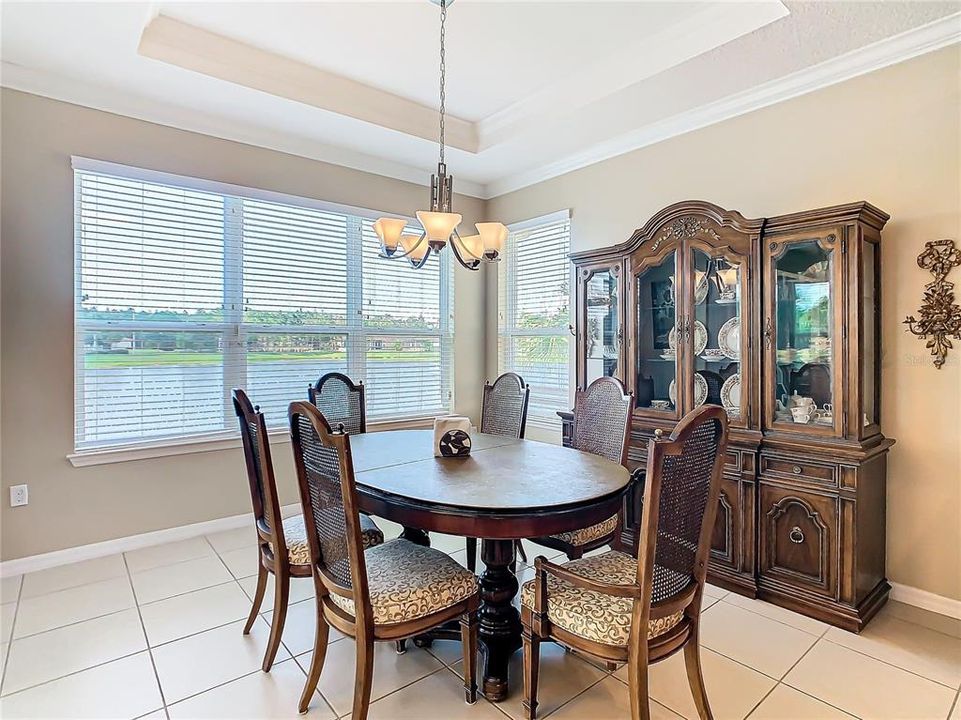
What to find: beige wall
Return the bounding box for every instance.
[0,89,487,559]
[488,47,961,602]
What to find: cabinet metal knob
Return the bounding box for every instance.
[789,526,805,544]
[793,465,802,475]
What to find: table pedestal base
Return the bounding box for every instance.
[478,539,522,701]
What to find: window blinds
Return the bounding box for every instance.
[498,212,572,425]
[74,160,453,451]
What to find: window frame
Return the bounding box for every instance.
[497,210,574,429]
[71,157,454,461]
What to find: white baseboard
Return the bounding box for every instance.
[889,582,961,620]
[0,503,298,578]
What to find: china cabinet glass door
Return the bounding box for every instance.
[633,251,677,415]
[691,248,747,425]
[768,235,839,432]
[583,268,621,387]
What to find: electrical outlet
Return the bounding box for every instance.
[10,484,28,507]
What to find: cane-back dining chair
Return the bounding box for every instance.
[288,401,480,718]
[232,389,384,673]
[521,405,729,720]
[526,376,634,560]
[465,372,532,573]
[308,372,367,434]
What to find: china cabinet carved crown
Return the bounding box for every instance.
[561,200,893,632]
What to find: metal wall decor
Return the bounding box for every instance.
[904,238,961,369]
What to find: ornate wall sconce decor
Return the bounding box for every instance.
[904,239,961,369]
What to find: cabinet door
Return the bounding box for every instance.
[763,230,845,436]
[759,484,838,598]
[630,248,681,418]
[576,264,624,390]
[710,476,741,570]
[688,243,752,427]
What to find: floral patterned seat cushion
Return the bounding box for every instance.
[329,539,478,625]
[285,513,384,566]
[520,550,684,646]
[548,513,618,547]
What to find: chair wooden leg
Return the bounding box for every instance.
[683,631,713,720]
[351,634,375,720]
[298,608,330,713]
[522,627,541,720]
[465,537,478,573]
[395,639,407,654]
[244,558,268,634]
[460,610,478,704]
[515,540,528,564]
[566,546,584,561]
[627,637,651,720]
[262,568,289,672]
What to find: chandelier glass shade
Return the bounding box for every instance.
[373,0,505,271]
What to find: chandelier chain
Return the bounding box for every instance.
[438,0,447,166]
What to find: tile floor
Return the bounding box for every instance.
[1,520,959,719]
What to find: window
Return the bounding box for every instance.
[497,211,572,426]
[74,158,453,452]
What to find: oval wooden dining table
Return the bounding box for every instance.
[346,428,631,702]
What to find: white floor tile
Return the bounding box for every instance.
[13,576,135,639]
[238,573,314,609]
[430,533,469,554]
[823,612,961,688]
[167,657,333,719]
[134,711,168,720]
[784,639,956,720]
[299,636,444,717]
[704,583,729,601]
[723,593,829,637]
[265,598,344,657]
[20,555,126,599]
[0,576,22,605]
[0,652,162,720]
[1,603,16,643]
[519,539,566,563]
[1,643,8,679]
[951,693,960,720]
[748,684,855,719]
[206,527,258,555]
[140,582,251,647]
[364,666,506,720]
[131,555,233,604]
[550,675,683,720]
[217,547,261,580]
[1,608,146,695]
[699,601,818,679]
[618,646,776,720]
[152,618,288,704]
[125,537,215,573]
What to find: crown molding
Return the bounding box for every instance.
[0,62,487,199]
[484,12,961,199]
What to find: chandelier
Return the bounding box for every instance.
[373,0,505,271]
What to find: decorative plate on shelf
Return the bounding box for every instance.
[667,321,708,356]
[718,316,741,360]
[720,374,741,416]
[669,373,709,408]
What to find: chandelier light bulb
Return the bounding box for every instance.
[475,222,507,259]
[417,211,461,244]
[399,234,429,264]
[459,233,484,259]
[373,217,407,255]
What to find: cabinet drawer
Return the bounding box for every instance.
[761,456,837,486]
[759,485,838,598]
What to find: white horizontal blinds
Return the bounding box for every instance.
[75,172,232,448]
[498,213,572,424]
[240,199,351,427]
[360,220,452,419]
[74,159,454,451]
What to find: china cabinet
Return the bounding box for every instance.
[560,200,893,631]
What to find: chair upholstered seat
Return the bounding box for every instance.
[329,539,479,625]
[547,514,618,547]
[285,514,384,566]
[520,550,684,646]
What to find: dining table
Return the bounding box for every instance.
[347,428,632,702]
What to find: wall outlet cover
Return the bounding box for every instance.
[10,484,28,507]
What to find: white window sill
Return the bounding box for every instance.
[68,415,445,467]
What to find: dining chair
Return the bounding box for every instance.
[232,389,384,672]
[521,405,729,720]
[288,401,480,718]
[308,371,367,434]
[465,372,532,573]
[526,376,634,560]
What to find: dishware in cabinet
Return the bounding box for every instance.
[573,261,626,391]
